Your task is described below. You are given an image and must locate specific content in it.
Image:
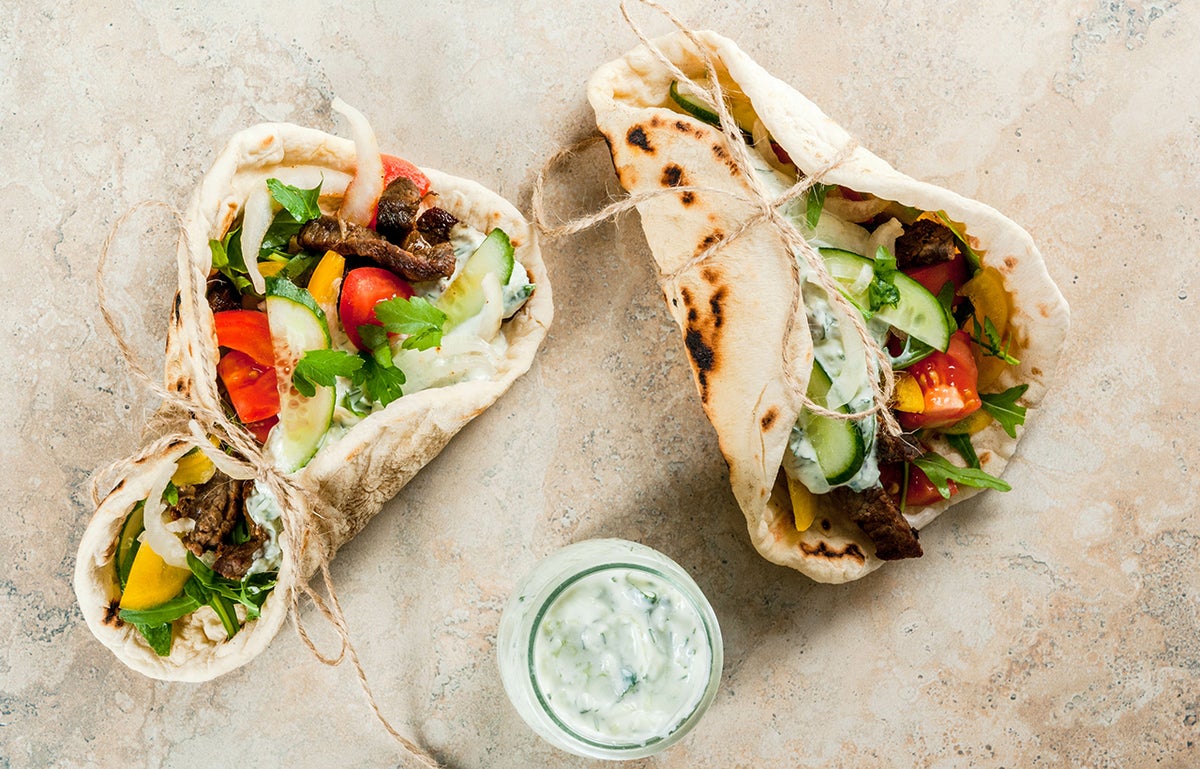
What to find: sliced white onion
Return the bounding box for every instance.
[332,98,383,227]
[824,192,893,223]
[138,458,191,568]
[866,217,905,261]
[240,186,273,295]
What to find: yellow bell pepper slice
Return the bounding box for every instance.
[961,267,1009,337]
[307,251,346,306]
[170,449,215,487]
[892,372,925,413]
[119,543,194,611]
[787,474,818,533]
[257,260,287,277]
[939,409,993,435]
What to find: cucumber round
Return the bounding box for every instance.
[821,248,952,351]
[668,80,755,143]
[801,361,866,485]
[265,277,334,472]
[437,228,514,328]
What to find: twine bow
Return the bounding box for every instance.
[534,0,902,437]
[94,201,441,768]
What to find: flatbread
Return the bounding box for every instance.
[588,31,1069,583]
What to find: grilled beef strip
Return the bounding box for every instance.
[173,472,247,555]
[830,486,923,560]
[206,274,242,314]
[296,215,456,282]
[894,218,960,269]
[213,520,267,580]
[416,206,458,244]
[875,430,924,465]
[374,176,422,242]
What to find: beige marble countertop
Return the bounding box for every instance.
[3,1,1198,766]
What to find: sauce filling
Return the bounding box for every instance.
[530,565,712,747]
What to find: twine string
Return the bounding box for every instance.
[95,199,442,768]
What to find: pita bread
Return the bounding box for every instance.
[589,31,1068,583]
[76,122,552,678]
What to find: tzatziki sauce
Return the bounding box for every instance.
[531,566,710,745]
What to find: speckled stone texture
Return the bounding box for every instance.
[2,1,1197,767]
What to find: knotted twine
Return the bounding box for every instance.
[93,201,441,769]
[533,0,902,437]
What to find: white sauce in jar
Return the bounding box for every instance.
[530,566,712,746]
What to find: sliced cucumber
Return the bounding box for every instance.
[116,501,146,589]
[668,80,755,143]
[265,277,334,472]
[821,248,952,351]
[800,361,866,485]
[437,228,514,328]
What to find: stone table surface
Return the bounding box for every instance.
[3,1,1198,767]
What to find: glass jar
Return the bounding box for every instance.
[497,539,723,760]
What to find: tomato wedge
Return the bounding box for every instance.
[904,252,969,300]
[338,267,414,350]
[880,462,958,507]
[244,416,278,444]
[213,310,274,366]
[217,350,280,423]
[897,331,981,430]
[381,154,431,196]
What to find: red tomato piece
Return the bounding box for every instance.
[381,154,431,196]
[898,331,982,430]
[338,267,414,351]
[213,310,274,367]
[880,462,957,507]
[217,350,280,423]
[244,416,278,444]
[905,252,969,300]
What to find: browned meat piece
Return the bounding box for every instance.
[296,215,455,282]
[830,486,923,560]
[212,520,266,580]
[400,230,457,272]
[175,474,247,555]
[875,429,924,464]
[894,218,960,269]
[416,207,458,244]
[375,177,422,242]
[207,274,242,314]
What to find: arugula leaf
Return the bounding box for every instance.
[868,246,901,312]
[970,315,1020,365]
[162,481,179,507]
[280,252,319,281]
[186,552,276,620]
[359,356,406,407]
[118,593,202,626]
[266,178,322,223]
[911,452,1011,498]
[292,349,364,397]
[980,384,1029,438]
[805,182,829,231]
[133,622,174,657]
[209,229,252,293]
[946,433,981,469]
[375,295,447,351]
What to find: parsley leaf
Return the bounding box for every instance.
[805,182,829,231]
[359,355,406,406]
[209,228,252,293]
[946,433,981,469]
[292,349,364,397]
[357,325,393,367]
[266,178,322,223]
[980,384,1029,438]
[868,246,901,312]
[970,315,1020,365]
[162,481,179,506]
[375,295,447,351]
[911,452,1011,498]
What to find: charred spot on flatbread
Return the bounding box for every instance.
[626,126,653,153]
[680,285,724,402]
[711,143,739,175]
[695,230,725,257]
[680,191,696,206]
[616,164,639,189]
[798,539,867,563]
[661,164,685,188]
[103,599,123,628]
[760,407,779,431]
[709,286,727,329]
